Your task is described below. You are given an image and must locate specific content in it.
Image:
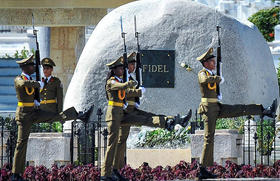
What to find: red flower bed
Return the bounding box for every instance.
[1,160,280,180]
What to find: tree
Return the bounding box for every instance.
[248,7,280,42]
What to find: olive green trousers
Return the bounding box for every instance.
[101,108,167,177]
[12,107,77,174]
[200,103,263,167]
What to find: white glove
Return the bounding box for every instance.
[123,102,128,110]
[135,102,140,108]
[38,81,44,89]
[218,93,223,101]
[139,86,146,94]
[34,100,40,107]
[220,76,225,84]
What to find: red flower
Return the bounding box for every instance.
[269,33,274,37]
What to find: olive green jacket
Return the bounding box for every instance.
[198,69,221,114]
[14,75,40,119]
[40,76,63,113]
[105,77,136,121]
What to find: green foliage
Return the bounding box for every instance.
[0,115,62,132]
[248,7,280,42]
[1,47,33,59]
[0,115,17,130]
[277,61,280,87]
[31,122,63,132]
[215,117,245,133]
[256,119,275,155]
[135,127,191,148]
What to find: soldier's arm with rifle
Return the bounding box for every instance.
[120,16,129,83]
[134,15,144,105]
[216,24,224,100]
[32,13,43,106]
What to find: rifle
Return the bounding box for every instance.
[216,25,222,97]
[134,15,142,105]
[120,16,129,83]
[32,13,41,102]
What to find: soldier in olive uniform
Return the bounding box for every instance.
[12,55,87,181]
[101,56,192,181]
[112,52,192,172]
[196,48,276,179]
[111,52,137,171]
[40,58,63,113]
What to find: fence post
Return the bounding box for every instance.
[200,114,204,130]
[273,118,276,164]
[267,132,271,166]
[77,128,81,165]
[247,116,251,165]
[97,108,103,168]
[91,121,96,166]
[1,117,4,167]
[260,117,264,165]
[253,132,258,167]
[84,122,88,165]
[243,121,245,165]
[102,128,108,157]
[70,120,74,164]
[190,122,196,134]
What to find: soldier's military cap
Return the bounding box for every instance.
[196,48,216,63]
[127,52,137,63]
[106,56,124,69]
[41,58,56,67]
[16,55,35,67]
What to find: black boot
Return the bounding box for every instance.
[198,166,217,179]
[112,169,128,181]
[61,106,79,121]
[77,105,94,122]
[11,173,25,181]
[166,109,192,131]
[263,99,277,118]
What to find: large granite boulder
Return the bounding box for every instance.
[64,0,278,131]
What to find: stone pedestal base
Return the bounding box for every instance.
[191,129,242,166]
[26,133,71,168]
[126,148,191,168]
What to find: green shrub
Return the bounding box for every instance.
[135,127,191,148]
[215,117,245,133]
[248,7,280,42]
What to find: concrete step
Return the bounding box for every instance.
[0,59,19,67]
[0,76,15,86]
[0,85,15,94]
[0,67,21,76]
[0,95,17,103]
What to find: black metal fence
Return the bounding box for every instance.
[242,116,277,166]
[0,109,278,168]
[70,108,108,167]
[0,116,17,167]
[189,110,279,166]
[0,114,71,168]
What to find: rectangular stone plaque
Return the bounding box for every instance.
[141,50,175,88]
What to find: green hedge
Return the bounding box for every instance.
[248,7,280,42]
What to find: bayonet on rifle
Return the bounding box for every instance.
[134,15,143,105]
[120,16,129,83]
[216,12,222,97]
[32,13,41,103]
